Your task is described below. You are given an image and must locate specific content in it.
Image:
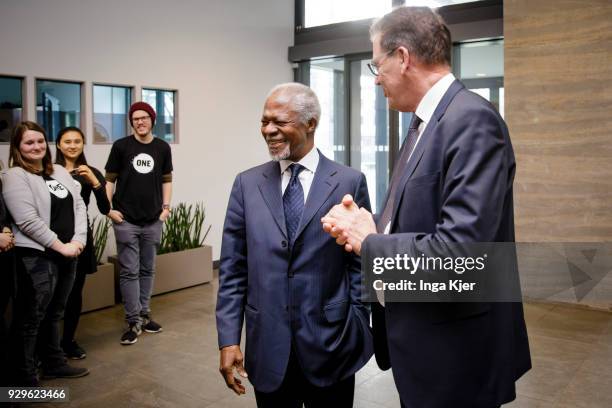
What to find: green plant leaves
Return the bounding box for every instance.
[158,202,211,254]
[92,216,112,265]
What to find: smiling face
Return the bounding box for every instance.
[19,130,47,166]
[57,130,84,161]
[131,109,153,138]
[260,93,315,162]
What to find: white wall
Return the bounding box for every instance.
[0,0,294,259]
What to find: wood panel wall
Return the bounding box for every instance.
[505,0,612,242]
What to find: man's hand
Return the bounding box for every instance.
[321,194,377,255]
[107,209,124,224]
[159,208,171,222]
[219,345,248,395]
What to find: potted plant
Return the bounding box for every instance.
[82,217,116,312]
[151,202,213,294]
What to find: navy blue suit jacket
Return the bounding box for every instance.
[216,151,373,392]
[364,80,532,407]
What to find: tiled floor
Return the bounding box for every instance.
[30,278,612,408]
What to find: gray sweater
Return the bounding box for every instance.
[1,165,87,251]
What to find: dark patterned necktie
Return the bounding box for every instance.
[376,115,423,233]
[283,163,305,244]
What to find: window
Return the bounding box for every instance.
[36,79,81,141]
[350,59,390,213]
[305,56,390,213]
[0,76,24,143]
[93,84,132,143]
[402,0,481,7]
[309,58,347,164]
[303,0,485,28]
[142,88,176,143]
[453,39,504,116]
[304,0,392,28]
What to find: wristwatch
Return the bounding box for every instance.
[162,204,171,211]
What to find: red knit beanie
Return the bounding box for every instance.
[129,102,156,125]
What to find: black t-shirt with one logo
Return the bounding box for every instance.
[43,175,75,245]
[105,135,173,225]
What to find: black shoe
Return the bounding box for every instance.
[42,364,89,379]
[62,340,86,360]
[120,322,142,345]
[142,314,163,333]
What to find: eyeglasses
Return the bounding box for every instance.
[132,115,151,123]
[367,47,398,77]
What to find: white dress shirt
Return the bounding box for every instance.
[383,72,456,234]
[280,146,319,203]
[408,72,456,162]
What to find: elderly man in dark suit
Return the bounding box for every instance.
[322,7,531,408]
[216,83,373,407]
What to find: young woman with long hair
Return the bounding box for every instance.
[55,126,110,359]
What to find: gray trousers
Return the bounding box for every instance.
[113,220,162,324]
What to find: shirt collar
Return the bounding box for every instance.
[280,146,319,175]
[415,72,456,125]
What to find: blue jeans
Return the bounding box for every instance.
[113,220,162,324]
[12,251,76,383]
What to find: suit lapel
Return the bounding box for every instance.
[258,161,288,239]
[389,80,465,230]
[294,152,338,241]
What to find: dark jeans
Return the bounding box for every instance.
[11,252,76,383]
[62,267,86,345]
[254,350,355,408]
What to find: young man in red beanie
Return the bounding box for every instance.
[104,101,173,345]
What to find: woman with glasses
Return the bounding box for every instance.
[1,121,89,386]
[55,126,110,360]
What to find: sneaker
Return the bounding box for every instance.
[62,340,86,360]
[142,314,163,333]
[42,364,89,379]
[120,322,142,345]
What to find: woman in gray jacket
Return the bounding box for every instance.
[1,121,89,386]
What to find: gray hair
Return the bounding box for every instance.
[370,6,451,66]
[266,82,321,127]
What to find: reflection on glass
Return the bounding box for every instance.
[142,89,176,143]
[350,60,389,213]
[93,85,131,143]
[36,80,81,141]
[0,76,23,143]
[310,58,346,164]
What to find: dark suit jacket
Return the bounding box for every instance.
[364,80,532,408]
[216,151,374,393]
